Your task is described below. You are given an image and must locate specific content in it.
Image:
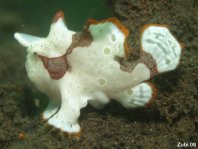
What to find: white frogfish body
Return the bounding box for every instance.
[14,11,182,134]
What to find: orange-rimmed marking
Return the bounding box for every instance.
[87,18,131,57]
[53,11,64,23]
[145,82,158,107]
[140,24,169,51]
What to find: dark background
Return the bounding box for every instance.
[0,0,197,148]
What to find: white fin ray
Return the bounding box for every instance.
[14,33,43,47]
[115,82,155,108]
[141,26,182,73]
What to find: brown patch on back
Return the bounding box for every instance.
[115,24,165,76]
[66,29,93,55]
[140,52,159,77]
[38,29,93,80]
[115,56,139,73]
[116,51,158,78]
[38,54,68,80]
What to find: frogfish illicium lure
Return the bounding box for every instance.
[14,11,182,135]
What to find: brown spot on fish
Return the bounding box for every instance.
[52,11,64,23]
[38,54,68,80]
[66,29,93,55]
